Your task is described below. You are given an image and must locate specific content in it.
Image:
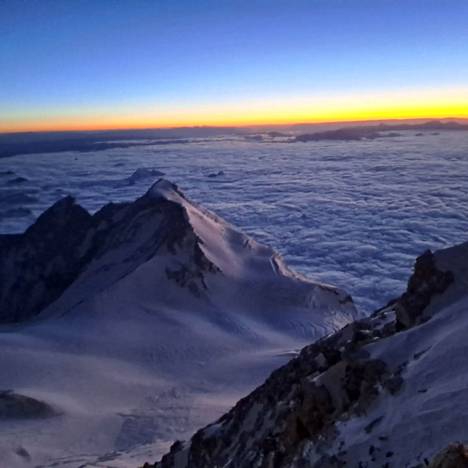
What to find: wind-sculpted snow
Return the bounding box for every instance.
[148,241,468,468]
[1,131,467,313]
[0,180,357,467]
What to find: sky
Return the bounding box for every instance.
[1,0,468,132]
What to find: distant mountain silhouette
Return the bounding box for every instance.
[1,120,467,157]
[292,120,468,142]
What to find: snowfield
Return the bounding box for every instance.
[0,180,358,467]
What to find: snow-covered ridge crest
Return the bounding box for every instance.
[146,178,185,202]
[148,179,320,282]
[147,177,273,269]
[143,179,358,337]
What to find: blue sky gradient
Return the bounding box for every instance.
[1,0,468,130]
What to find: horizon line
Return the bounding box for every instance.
[2,115,468,136]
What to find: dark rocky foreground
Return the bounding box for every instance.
[428,444,468,468]
[143,246,466,468]
[0,180,217,323]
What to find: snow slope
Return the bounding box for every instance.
[150,241,468,468]
[0,179,358,467]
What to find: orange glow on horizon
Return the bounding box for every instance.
[2,89,468,133]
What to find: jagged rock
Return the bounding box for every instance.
[395,250,454,329]
[0,196,94,322]
[429,443,468,468]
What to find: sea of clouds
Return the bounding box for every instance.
[1,131,467,313]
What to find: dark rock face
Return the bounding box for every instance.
[147,249,455,468]
[429,444,468,468]
[395,250,454,329]
[0,390,56,419]
[0,180,218,323]
[0,196,94,322]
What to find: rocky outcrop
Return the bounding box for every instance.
[429,444,468,468]
[0,196,94,322]
[146,245,459,468]
[395,250,454,329]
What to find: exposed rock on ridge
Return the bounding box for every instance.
[429,444,468,468]
[148,243,463,468]
[395,249,454,329]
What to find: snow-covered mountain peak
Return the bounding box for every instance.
[0,179,358,329]
[146,178,185,203]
